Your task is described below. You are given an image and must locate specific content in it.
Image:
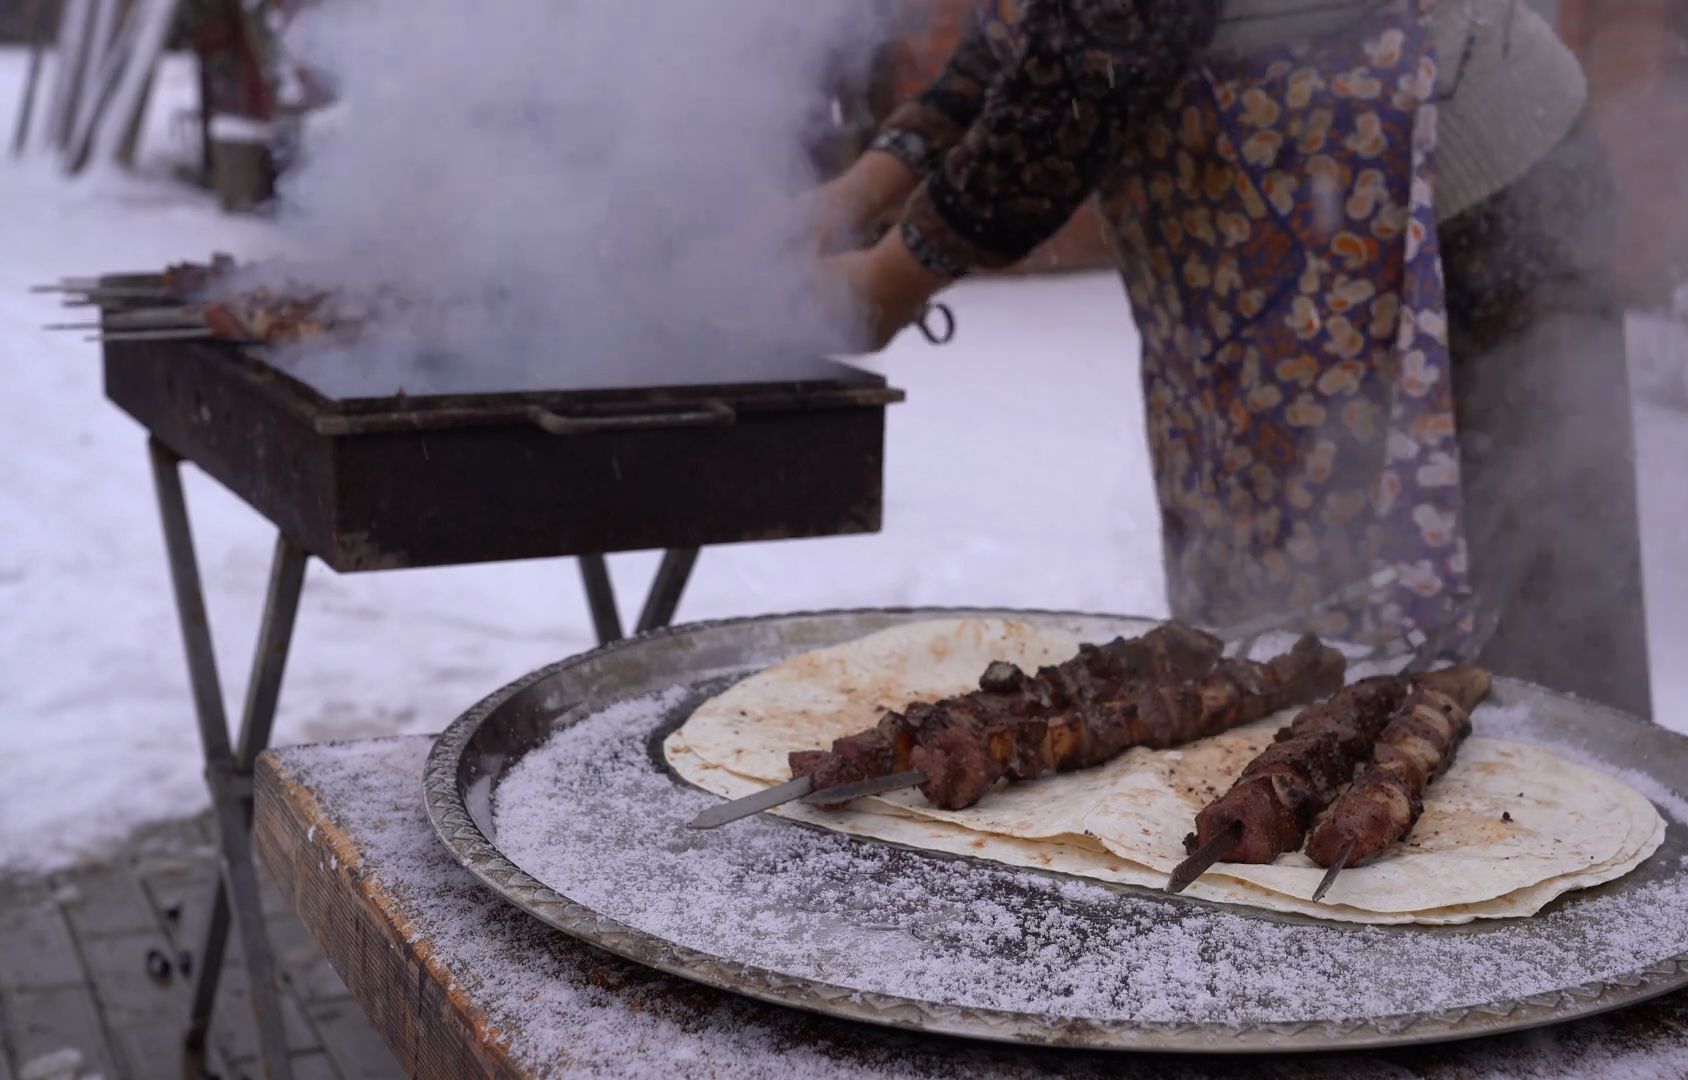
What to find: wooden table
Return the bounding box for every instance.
[255,736,1688,1078]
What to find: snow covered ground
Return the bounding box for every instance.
[2,50,1684,873]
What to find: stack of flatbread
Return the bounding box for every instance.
[665,619,1665,925]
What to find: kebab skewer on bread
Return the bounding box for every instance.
[690,627,1348,826]
[791,621,1225,796]
[1304,664,1491,900]
[692,622,1225,828]
[1166,674,1412,892]
[897,633,1347,810]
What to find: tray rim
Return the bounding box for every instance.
[422,606,1688,1054]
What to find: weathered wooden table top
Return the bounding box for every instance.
[254,736,1688,1079]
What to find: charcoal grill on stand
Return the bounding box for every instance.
[101,315,902,1079]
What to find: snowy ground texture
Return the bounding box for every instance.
[2,50,1685,874]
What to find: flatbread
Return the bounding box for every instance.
[667,619,1664,924]
[680,618,1087,783]
[668,731,1666,926]
[1082,733,1658,912]
[666,733,1425,925]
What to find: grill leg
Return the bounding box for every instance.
[577,554,624,644]
[635,547,700,634]
[151,439,303,1080]
[183,882,231,1072]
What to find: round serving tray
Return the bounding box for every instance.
[424,608,1688,1054]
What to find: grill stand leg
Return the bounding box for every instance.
[578,547,701,644]
[636,547,700,635]
[150,438,305,1080]
[577,554,624,644]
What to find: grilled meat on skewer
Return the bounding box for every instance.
[201,294,343,344]
[791,631,1345,814]
[788,621,1225,795]
[160,253,238,299]
[1177,676,1411,869]
[44,255,367,345]
[1305,665,1492,870]
[909,634,1347,810]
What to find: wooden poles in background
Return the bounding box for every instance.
[9,0,173,173]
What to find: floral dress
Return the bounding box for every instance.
[877,0,1471,646]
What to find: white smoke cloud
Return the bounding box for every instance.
[259,0,888,373]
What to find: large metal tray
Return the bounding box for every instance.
[424,608,1688,1053]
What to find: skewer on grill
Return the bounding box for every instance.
[102,306,206,326]
[90,328,220,343]
[1305,664,1491,902]
[1165,673,1411,894]
[32,283,174,299]
[32,253,235,302]
[45,307,209,334]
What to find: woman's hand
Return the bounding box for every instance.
[822,224,950,352]
[809,150,922,255]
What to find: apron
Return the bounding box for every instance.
[1088,0,1472,645]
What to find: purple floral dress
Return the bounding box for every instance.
[877,0,1471,645]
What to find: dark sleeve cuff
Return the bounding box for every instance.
[871,100,967,176]
[900,219,973,281]
[869,126,936,176]
[899,178,1027,280]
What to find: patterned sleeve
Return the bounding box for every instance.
[870,11,1005,176]
[900,0,1218,278]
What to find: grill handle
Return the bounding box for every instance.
[524,400,736,436]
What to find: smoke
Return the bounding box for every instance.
[259,0,889,373]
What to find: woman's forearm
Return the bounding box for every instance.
[818,149,921,243]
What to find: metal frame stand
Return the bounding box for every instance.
[147,438,698,1078]
[577,546,700,645]
[152,439,303,1080]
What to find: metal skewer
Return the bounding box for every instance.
[35,284,174,299]
[686,765,937,829]
[686,776,813,829]
[797,769,926,805]
[47,308,206,334]
[1310,838,1355,903]
[1164,820,1243,895]
[91,328,220,343]
[101,305,204,326]
[31,280,102,292]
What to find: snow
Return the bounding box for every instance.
[288,735,1688,1078]
[1,47,1685,874]
[489,686,1688,1027]
[17,1047,88,1080]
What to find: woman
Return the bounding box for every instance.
[819,0,1654,717]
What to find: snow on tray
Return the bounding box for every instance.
[287,735,1688,1078]
[483,689,1688,1030]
